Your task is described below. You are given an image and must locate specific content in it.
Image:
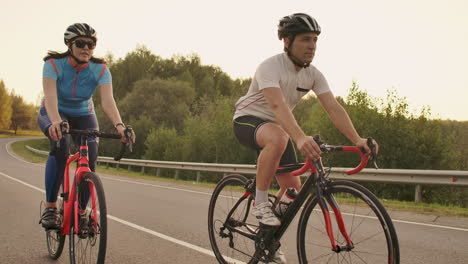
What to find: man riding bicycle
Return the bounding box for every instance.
[232,13,378,263]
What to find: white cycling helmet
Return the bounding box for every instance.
[64,23,97,45]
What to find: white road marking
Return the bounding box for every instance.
[0,170,244,264]
[103,176,468,232]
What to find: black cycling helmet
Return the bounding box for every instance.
[278,13,321,40]
[64,23,97,45]
[278,13,321,68]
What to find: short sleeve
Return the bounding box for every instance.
[312,68,330,95]
[255,60,281,90]
[97,65,112,86]
[43,59,58,80]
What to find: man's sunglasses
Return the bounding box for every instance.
[73,40,96,49]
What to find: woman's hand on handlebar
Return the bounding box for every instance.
[296,135,322,161]
[48,120,69,141]
[116,124,136,144]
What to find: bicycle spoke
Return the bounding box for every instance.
[353,229,387,246]
[298,181,399,263]
[69,173,106,264]
[208,175,258,263]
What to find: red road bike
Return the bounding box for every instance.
[45,123,133,264]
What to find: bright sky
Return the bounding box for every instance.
[2,0,467,121]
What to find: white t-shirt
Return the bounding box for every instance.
[234,52,331,122]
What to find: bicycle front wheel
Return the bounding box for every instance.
[69,172,107,264]
[46,186,65,259]
[208,174,260,264]
[297,180,399,264]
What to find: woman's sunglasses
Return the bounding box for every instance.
[73,39,96,49]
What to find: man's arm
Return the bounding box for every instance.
[317,92,375,153]
[262,87,322,159]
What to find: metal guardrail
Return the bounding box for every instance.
[26,145,468,202]
[26,145,468,186]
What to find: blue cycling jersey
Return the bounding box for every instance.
[41,56,112,117]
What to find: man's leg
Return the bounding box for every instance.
[275,173,301,201]
[255,123,289,202]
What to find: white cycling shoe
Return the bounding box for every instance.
[252,202,281,226]
[259,249,287,264]
[252,202,286,263]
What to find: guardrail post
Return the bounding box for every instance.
[128,165,131,171]
[116,163,120,170]
[106,162,109,169]
[156,168,160,177]
[196,172,201,183]
[175,170,179,180]
[415,185,423,203]
[141,166,145,174]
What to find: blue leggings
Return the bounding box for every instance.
[38,107,99,203]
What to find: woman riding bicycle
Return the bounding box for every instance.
[38,23,136,230]
[232,13,378,263]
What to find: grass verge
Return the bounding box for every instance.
[0,129,43,138]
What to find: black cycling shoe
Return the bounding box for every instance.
[78,214,90,239]
[40,207,60,230]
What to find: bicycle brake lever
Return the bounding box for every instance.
[125,126,133,152]
[367,137,379,169]
[52,121,69,152]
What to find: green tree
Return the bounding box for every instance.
[9,93,36,133]
[0,80,13,129]
[118,78,195,132]
[143,126,183,161]
[106,45,162,101]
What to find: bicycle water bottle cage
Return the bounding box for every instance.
[244,179,255,194]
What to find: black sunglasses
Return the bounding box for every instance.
[73,39,96,49]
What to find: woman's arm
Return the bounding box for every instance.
[99,83,135,142]
[43,78,64,140]
[99,84,123,128]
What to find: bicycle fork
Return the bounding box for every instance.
[316,184,354,252]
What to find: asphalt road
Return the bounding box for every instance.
[1,137,467,264]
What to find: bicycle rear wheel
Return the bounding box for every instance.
[208,174,260,264]
[69,172,107,264]
[46,186,65,259]
[297,180,399,264]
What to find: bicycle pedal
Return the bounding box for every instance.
[258,223,277,231]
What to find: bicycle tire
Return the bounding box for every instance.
[208,174,261,264]
[69,172,107,264]
[297,180,400,264]
[46,186,66,259]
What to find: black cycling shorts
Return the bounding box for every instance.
[233,115,297,166]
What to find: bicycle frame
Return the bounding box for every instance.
[60,136,95,236]
[225,145,370,254]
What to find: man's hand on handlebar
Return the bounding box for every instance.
[296,135,322,161]
[355,137,379,169]
[355,137,379,156]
